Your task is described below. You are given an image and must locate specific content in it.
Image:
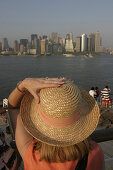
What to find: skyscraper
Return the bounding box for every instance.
[95,32,102,52]
[66,32,73,40]
[51,32,60,43]
[41,39,48,55]
[2,38,9,50]
[89,33,95,52]
[75,37,81,52]
[81,34,88,52]
[65,40,74,52]
[31,34,38,49]
[14,40,19,53]
[20,39,28,48]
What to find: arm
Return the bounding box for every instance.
[8,77,65,159]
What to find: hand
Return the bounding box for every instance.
[19,77,66,103]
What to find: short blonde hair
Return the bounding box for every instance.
[34,138,90,163]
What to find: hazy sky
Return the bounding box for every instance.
[0,0,113,48]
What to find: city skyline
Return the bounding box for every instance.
[0,0,113,48]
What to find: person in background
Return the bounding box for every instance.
[100,86,111,112]
[95,87,100,102]
[0,130,18,170]
[89,87,97,99]
[8,78,104,170]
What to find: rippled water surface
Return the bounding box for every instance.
[0,55,113,100]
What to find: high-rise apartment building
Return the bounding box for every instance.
[2,38,9,50]
[14,40,19,53]
[51,32,60,43]
[88,33,95,52]
[31,34,38,49]
[20,39,28,48]
[41,39,48,55]
[81,34,88,52]
[66,32,73,40]
[65,40,74,52]
[75,37,81,52]
[95,32,102,52]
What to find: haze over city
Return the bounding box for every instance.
[0,0,113,48]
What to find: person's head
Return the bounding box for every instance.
[91,87,95,90]
[20,81,100,162]
[105,86,108,89]
[95,87,98,90]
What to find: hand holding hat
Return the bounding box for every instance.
[19,77,66,103]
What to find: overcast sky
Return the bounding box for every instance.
[0,0,113,48]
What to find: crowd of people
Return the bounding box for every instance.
[89,86,112,111]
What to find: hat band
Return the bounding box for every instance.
[38,104,81,128]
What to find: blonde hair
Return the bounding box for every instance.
[34,138,90,163]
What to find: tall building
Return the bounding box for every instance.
[31,34,38,49]
[20,39,28,49]
[65,40,74,52]
[2,38,9,50]
[75,37,81,52]
[41,39,48,55]
[95,32,102,52]
[14,40,19,53]
[81,34,88,52]
[88,33,95,52]
[19,44,25,53]
[66,32,73,40]
[51,32,60,43]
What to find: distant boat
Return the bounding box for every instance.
[63,54,74,57]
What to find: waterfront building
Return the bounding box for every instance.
[75,36,81,52]
[52,43,59,54]
[20,39,28,49]
[31,34,38,42]
[51,32,60,43]
[41,39,48,55]
[19,44,25,53]
[14,40,19,53]
[95,31,102,52]
[66,32,73,40]
[81,34,88,52]
[31,34,38,49]
[2,38,9,51]
[42,35,47,40]
[88,33,95,52]
[59,38,65,46]
[65,39,74,52]
[27,49,37,55]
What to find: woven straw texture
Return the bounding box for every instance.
[20,83,100,146]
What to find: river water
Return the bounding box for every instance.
[0,55,113,100]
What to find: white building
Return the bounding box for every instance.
[81,34,88,52]
[65,40,74,52]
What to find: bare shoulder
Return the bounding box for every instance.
[15,114,33,159]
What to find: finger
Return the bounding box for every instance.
[44,80,65,84]
[41,83,62,88]
[46,77,66,81]
[32,92,40,104]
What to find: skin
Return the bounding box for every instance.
[8,77,65,160]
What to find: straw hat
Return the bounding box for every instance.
[20,81,100,146]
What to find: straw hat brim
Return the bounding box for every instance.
[20,88,100,146]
